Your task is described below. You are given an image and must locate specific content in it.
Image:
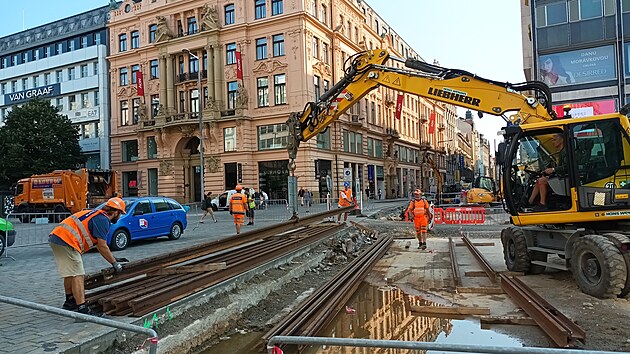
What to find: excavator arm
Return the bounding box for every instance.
[286,49,556,170]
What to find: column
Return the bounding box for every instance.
[159,55,167,111]
[166,54,175,113]
[205,44,215,101]
[212,44,222,108]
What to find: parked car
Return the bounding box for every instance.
[98,197,188,251]
[0,217,16,257]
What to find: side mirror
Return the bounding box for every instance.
[496,142,507,165]
[133,210,144,216]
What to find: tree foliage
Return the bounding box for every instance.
[0,99,84,189]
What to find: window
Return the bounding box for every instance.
[227,81,238,109]
[11,81,17,92]
[130,31,139,49]
[323,79,329,92]
[203,50,208,72]
[120,67,128,86]
[132,98,140,124]
[81,93,89,108]
[81,64,88,78]
[121,140,139,162]
[274,74,286,105]
[313,75,320,100]
[272,34,284,56]
[149,24,157,43]
[131,64,140,84]
[135,201,153,214]
[33,76,39,87]
[256,38,268,60]
[189,54,199,73]
[225,4,235,25]
[316,129,330,149]
[224,127,237,151]
[0,83,5,95]
[187,17,198,34]
[258,123,289,150]
[321,5,327,24]
[257,77,269,107]
[120,100,130,126]
[151,94,159,117]
[55,98,63,111]
[570,0,603,20]
[150,59,159,79]
[312,37,319,58]
[536,2,568,27]
[68,67,75,81]
[94,90,99,106]
[179,91,186,113]
[343,130,363,154]
[190,89,199,118]
[367,137,374,157]
[255,0,266,19]
[177,20,184,37]
[119,33,127,52]
[226,43,237,64]
[148,169,159,196]
[272,0,283,15]
[179,55,185,74]
[322,43,329,63]
[93,62,99,76]
[147,136,158,159]
[311,0,317,16]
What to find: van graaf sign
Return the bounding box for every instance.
[538,46,616,87]
[4,83,61,104]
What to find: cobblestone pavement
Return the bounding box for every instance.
[0,200,403,354]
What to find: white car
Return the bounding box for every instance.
[210,188,255,211]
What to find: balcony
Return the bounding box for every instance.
[348,114,363,126]
[385,128,400,139]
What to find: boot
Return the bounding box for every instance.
[62,298,78,311]
[77,304,103,317]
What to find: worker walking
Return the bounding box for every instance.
[337,182,353,223]
[48,197,129,316]
[406,189,432,250]
[229,185,249,234]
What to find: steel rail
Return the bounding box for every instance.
[448,237,462,288]
[84,206,354,289]
[460,235,585,348]
[498,274,585,348]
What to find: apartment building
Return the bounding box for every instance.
[108,0,453,202]
[0,6,111,169]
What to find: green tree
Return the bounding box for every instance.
[0,99,84,189]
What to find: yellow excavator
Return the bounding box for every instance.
[287,49,630,299]
[467,176,500,206]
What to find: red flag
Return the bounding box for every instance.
[394,93,404,119]
[428,112,436,134]
[136,71,144,96]
[236,51,243,80]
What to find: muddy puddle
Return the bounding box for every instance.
[202,282,523,353]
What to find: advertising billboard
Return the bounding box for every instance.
[552,99,616,118]
[538,45,616,87]
[4,83,61,105]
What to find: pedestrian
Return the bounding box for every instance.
[247,189,256,225]
[254,189,261,209]
[365,188,370,200]
[229,184,248,234]
[304,189,312,212]
[378,188,382,200]
[406,189,432,250]
[261,190,269,209]
[298,187,305,206]
[48,197,129,316]
[200,192,217,223]
[337,182,353,223]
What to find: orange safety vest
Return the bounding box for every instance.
[50,209,108,254]
[408,199,430,219]
[338,189,353,207]
[230,193,247,215]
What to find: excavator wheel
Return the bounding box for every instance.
[602,233,630,298]
[502,227,531,273]
[571,234,627,299]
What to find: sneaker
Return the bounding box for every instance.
[199,220,205,224]
[247,222,253,225]
[62,300,78,311]
[214,220,218,223]
[77,305,103,317]
[421,242,427,250]
[532,204,548,212]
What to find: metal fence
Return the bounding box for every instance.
[5,212,70,248]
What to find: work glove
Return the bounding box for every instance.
[112,262,124,273]
[230,210,233,215]
[115,257,130,263]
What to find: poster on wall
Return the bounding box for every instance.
[538,45,616,87]
[552,99,616,118]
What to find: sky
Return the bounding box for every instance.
[0,0,524,149]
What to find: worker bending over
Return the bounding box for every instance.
[406,189,432,250]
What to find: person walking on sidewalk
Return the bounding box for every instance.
[200,192,217,223]
[304,189,312,212]
[48,197,129,316]
[406,189,432,250]
[298,187,305,206]
[229,185,248,234]
[337,182,353,223]
[247,189,256,225]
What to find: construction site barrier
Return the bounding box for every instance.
[433,207,485,225]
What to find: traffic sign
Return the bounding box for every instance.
[343,168,352,182]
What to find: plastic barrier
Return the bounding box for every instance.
[441,207,486,224]
[433,207,444,224]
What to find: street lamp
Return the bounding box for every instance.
[183,48,204,202]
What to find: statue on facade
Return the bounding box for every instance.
[235,83,248,109]
[137,101,148,121]
[204,97,218,111]
[201,4,219,30]
[155,16,172,42]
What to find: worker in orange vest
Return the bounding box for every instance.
[337,182,353,223]
[406,189,432,250]
[48,197,129,316]
[229,184,249,234]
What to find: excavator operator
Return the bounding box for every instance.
[528,133,567,211]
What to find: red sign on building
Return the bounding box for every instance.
[428,113,436,134]
[395,94,404,119]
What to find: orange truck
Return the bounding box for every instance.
[14,169,118,221]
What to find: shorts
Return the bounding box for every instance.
[233,215,245,225]
[49,242,85,277]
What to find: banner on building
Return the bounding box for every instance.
[538,45,616,87]
[394,93,403,119]
[5,83,61,104]
[552,99,616,118]
[136,71,144,96]
[236,51,243,80]
[428,113,436,134]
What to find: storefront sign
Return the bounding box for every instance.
[552,99,616,118]
[5,83,61,104]
[538,46,616,87]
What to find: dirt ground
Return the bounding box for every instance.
[110,209,630,353]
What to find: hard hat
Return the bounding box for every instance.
[414,189,422,199]
[105,197,126,213]
[343,181,350,187]
[235,184,243,191]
